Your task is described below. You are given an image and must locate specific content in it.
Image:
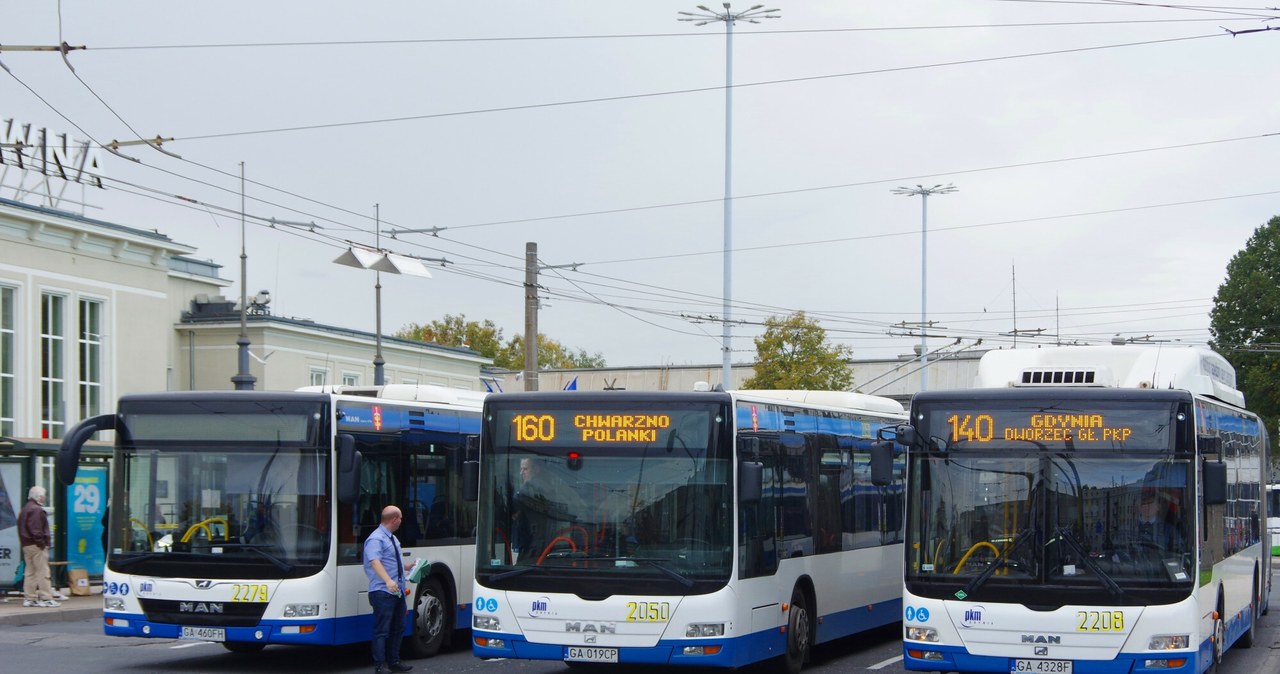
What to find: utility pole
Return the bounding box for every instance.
[524,242,539,391]
[522,243,582,392]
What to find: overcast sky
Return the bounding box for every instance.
[5,1,1279,369]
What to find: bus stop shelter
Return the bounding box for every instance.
[0,437,112,590]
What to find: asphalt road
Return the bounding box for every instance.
[2,585,1277,674]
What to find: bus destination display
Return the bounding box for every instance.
[512,413,670,443]
[499,409,711,447]
[927,406,1172,449]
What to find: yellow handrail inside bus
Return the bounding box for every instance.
[181,517,229,543]
[129,518,153,549]
[953,541,1001,574]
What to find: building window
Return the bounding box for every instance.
[342,372,360,387]
[41,293,66,439]
[401,377,419,386]
[79,298,104,419]
[0,287,14,437]
[310,368,328,387]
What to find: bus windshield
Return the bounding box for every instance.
[475,401,733,594]
[907,452,1194,605]
[106,400,331,579]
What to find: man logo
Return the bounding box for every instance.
[1021,634,1062,644]
[179,602,224,614]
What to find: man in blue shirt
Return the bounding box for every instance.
[364,505,414,674]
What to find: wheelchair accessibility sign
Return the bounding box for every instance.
[904,606,930,623]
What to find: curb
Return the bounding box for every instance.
[0,604,100,627]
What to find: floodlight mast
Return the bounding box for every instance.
[890,183,958,391]
[678,3,779,389]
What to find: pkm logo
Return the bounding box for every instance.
[961,605,991,628]
[528,596,553,617]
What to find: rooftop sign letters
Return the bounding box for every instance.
[2,118,106,188]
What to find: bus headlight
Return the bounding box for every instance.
[473,615,502,631]
[905,626,939,642]
[283,603,320,617]
[686,623,725,637]
[1148,635,1189,650]
[104,597,125,611]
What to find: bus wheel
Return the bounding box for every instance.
[1210,593,1225,671]
[404,577,447,658]
[1238,573,1258,649]
[221,642,266,654]
[783,586,811,674]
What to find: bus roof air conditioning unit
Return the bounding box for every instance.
[1015,366,1112,387]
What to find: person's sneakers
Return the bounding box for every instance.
[22,599,36,607]
[36,599,62,607]
[50,592,67,600]
[387,664,413,673]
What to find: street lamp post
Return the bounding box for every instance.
[332,208,439,387]
[891,183,957,391]
[232,161,257,390]
[679,3,779,389]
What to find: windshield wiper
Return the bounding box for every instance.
[576,555,696,588]
[111,553,161,569]
[963,527,1036,597]
[1050,527,1123,598]
[213,543,294,572]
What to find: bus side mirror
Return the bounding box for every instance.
[57,414,117,486]
[894,424,919,449]
[1202,460,1227,506]
[738,461,763,504]
[337,434,362,505]
[870,441,894,487]
[463,460,480,502]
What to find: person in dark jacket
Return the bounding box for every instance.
[18,486,59,607]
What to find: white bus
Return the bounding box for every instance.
[874,345,1272,674]
[468,388,907,673]
[1268,483,1280,556]
[56,385,483,656]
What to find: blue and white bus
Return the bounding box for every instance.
[469,388,907,673]
[876,345,1272,674]
[55,385,483,656]
[1267,483,1280,556]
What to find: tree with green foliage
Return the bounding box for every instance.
[396,314,605,371]
[495,334,606,370]
[743,311,853,390]
[398,314,505,357]
[1209,215,1280,461]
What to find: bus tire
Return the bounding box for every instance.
[1210,592,1225,672]
[404,577,448,658]
[1238,572,1258,649]
[782,585,812,674]
[221,641,266,654]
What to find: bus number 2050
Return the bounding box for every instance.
[626,601,670,622]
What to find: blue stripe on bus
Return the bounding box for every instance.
[903,643,1197,674]
[101,604,471,647]
[473,598,900,668]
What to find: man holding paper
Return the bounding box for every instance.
[364,505,415,674]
